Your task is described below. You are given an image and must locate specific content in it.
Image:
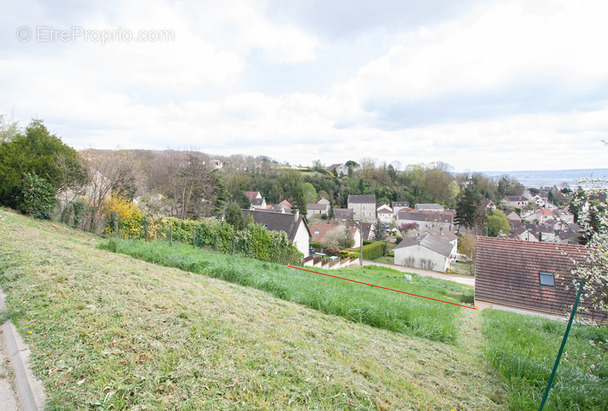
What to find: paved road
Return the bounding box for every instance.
[363,260,476,287]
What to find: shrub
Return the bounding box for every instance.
[103,194,144,239]
[19,173,56,220]
[362,241,386,260]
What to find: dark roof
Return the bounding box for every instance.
[505,196,528,202]
[347,195,376,204]
[397,211,453,224]
[333,208,353,220]
[392,201,409,208]
[394,233,453,257]
[242,209,311,240]
[475,237,590,316]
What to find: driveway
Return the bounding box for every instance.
[363,260,476,287]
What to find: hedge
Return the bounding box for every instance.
[361,241,386,260]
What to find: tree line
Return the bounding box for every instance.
[0,117,530,237]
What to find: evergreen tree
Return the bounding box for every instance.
[224,202,246,231]
[455,185,482,230]
[373,220,386,241]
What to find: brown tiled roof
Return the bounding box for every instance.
[475,237,589,316]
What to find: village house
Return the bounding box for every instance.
[391,201,409,215]
[327,163,349,176]
[475,237,591,319]
[414,203,445,212]
[501,196,529,208]
[480,199,497,211]
[306,203,329,220]
[242,209,311,257]
[376,203,393,224]
[269,200,292,214]
[333,208,354,222]
[243,191,267,210]
[393,231,454,272]
[504,209,521,222]
[347,195,377,223]
[309,222,361,249]
[395,210,454,233]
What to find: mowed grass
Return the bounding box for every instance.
[99,238,473,343]
[483,309,608,410]
[0,209,505,409]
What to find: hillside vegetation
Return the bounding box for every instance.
[99,238,473,343]
[0,209,504,409]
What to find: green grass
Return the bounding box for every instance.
[99,238,473,343]
[482,309,608,410]
[0,209,505,409]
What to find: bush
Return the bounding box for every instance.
[19,173,56,220]
[104,194,144,239]
[362,241,386,260]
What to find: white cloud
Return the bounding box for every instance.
[340,0,608,102]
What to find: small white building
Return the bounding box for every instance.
[393,233,453,272]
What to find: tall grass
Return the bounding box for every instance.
[482,309,608,410]
[100,239,473,343]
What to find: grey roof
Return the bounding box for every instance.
[333,208,354,220]
[427,227,458,242]
[392,201,409,208]
[505,196,528,202]
[242,209,311,240]
[250,198,265,206]
[414,203,444,211]
[393,233,453,257]
[397,211,453,224]
[348,195,376,204]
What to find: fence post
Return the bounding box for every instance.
[193,229,196,249]
[169,225,173,247]
[538,280,585,411]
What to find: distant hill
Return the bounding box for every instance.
[480,168,608,188]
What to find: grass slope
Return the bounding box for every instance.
[0,210,504,409]
[99,239,473,344]
[483,310,608,410]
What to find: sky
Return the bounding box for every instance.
[1,0,608,172]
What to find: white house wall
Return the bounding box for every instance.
[394,245,449,272]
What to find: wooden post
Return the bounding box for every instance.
[169,225,173,247]
[193,229,196,248]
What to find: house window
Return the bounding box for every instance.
[313,231,319,235]
[539,271,555,287]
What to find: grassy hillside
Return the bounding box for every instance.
[99,238,474,343]
[0,209,504,409]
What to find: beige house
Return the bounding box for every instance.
[347,195,377,222]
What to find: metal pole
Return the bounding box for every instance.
[359,221,363,266]
[538,280,585,411]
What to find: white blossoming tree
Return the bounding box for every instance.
[570,180,608,368]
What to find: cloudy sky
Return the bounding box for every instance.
[1,0,608,172]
